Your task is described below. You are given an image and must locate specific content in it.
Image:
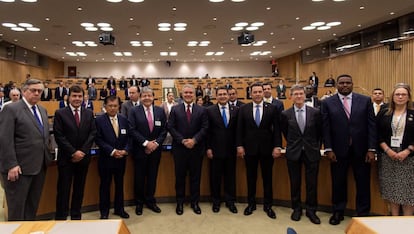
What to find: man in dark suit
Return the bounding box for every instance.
[119,76,128,90]
[41,81,52,101]
[106,76,117,90]
[95,96,130,219]
[121,86,140,117]
[0,79,53,221]
[129,75,139,87]
[82,94,94,111]
[236,82,282,219]
[85,75,96,88]
[304,85,321,109]
[309,72,319,95]
[321,74,376,225]
[206,87,238,214]
[139,78,151,87]
[228,88,244,107]
[53,85,96,220]
[263,82,284,114]
[168,84,209,215]
[280,85,322,224]
[55,81,68,101]
[129,87,167,216]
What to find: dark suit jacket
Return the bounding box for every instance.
[321,93,376,159]
[269,98,285,114]
[53,106,96,166]
[168,103,209,150]
[119,80,128,90]
[41,88,52,101]
[129,79,138,87]
[106,79,116,90]
[229,100,245,107]
[85,78,96,86]
[377,108,414,155]
[129,105,167,157]
[206,104,239,158]
[305,96,321,109]
[281,106,322,162]
[95,113,129,168]
[121,100,139,118]
[0,100,52,174]
[55,87,68,101]
[82,100,94,111]
[236,102,282,156]
[139,79,150,87]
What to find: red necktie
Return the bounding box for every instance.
[186,104,191,123]
[74,108,80,127]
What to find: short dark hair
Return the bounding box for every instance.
[262,82,273,88]
[336,74,352,82]
[104,95,119,105]
[372,88,384,93]
[69,85,84,96]
[215,86,228,95]
[250,82,263,90]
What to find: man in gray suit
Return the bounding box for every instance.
[121,86,140,117]
[280,85,322,224]
[0,79,53,220]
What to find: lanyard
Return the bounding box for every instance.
[391,111,406,136]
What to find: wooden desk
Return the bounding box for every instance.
[0,220,130,234]
[346,217,414,234]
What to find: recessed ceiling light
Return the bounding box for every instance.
[317,26,331,30]
[158,27,170,31]
[390,12,395,15]
[123,52,132,56]
[246,26,258,31]
[231,26,243,31]
[174,27,186,31]
[107,0,122,2]
[11,27,25,31]
[359,6,365,10]
[333,0,346,2]
[206,52,214,56]
[101,27,113,31]
[266,7,271,10]
[97,23,111,27]
[81,22,94,27]
[45,17,50,21]
[18,23,33,28]
[67,32,72,35]
[128,0,144,2]
[130,17,134,21]
[310,22,325,27]
[296,17,300,20]
[209,0,224,2]
[231,0,245,2]
[169,52,177,56]
[45,38,48,41]
[327,21,341,26]
[26,27,40,31]
[235,22,248,27]
[312,0,324,2]
[77,6,83,11]
[291,37,295,40]
[85,27,98,31]
[158,23,171,27]
[172,6,176,11]
[160,52,168,56]
[22,0,37,2]
[302,26,315,30]
[174,23,187,27]
[251,22,264,27]
[2,23,17,27]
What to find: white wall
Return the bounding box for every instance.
[64,61,271,78]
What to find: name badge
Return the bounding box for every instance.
[121,129,127,134]
[155,121,161,126]
[390,136,402,147]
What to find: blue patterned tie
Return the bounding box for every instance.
[32,105,44,134]
[255,105,260,127]
[222,106,228,128]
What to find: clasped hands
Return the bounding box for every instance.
[182,138,196,149]
[145,140,159,154]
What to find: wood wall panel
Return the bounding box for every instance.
[278,38,414,99]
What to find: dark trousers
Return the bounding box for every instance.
[98,165,126,215]
[287,151,319,211]
[244,153,274,206]
[210,155,236,205]
[55,159,90,220]
[2,168,46,221]
[173,147,204,204]
[331,146,371,215]
[134,152,161,206]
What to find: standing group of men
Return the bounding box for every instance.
[0,75,377,226]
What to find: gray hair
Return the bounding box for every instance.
[290,84,305,95]
[140,86,154,96]
[182,84,195,92]
[22,79,43,91]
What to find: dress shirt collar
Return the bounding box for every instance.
[22,97,34,109]
[337,92,352,101]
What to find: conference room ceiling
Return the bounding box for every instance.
[1,0,414,63]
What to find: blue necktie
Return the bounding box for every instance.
[222,106,228,128]
[32,105,44,134]
[255,105,260,127]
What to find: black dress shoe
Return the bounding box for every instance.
[176,203,184,215]
[212,203,220,213]
[226,203,238,214]
[243,204,256,216]
[114,211,130,219]
[329,212,344,225]
[100,214,108,219]
[290,210,302,221]
[135,204,143,216]
[306,211,321,224]
[191,203,202,215]
[264,206,276,219]
[147,204,162,213]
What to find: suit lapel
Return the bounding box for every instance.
[21,101,43,136]
[334,94,348,119]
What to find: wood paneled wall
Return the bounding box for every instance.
[278,38,414,100]
[0,58,64,86]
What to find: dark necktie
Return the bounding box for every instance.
[74,108,80,127]
[32,105,44,134]
[222,106,228,128]
[297,109,305,133]
[186,104,191,123]
[255,105,260,127]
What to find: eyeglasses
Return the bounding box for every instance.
[394,93,408,97]
[28,88,43,93]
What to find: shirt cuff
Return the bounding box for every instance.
[142,140,149,147]
[110,149,116,156]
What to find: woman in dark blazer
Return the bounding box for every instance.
[377,83,414,216]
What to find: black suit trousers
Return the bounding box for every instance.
[133,152,161,205]
[287,150,319,211]
[209,156,236,204]
[173,147,204,204]
[98,164,126,215]
[244,153,274,206]
[331,145,371,215]
[55,159,90,220]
